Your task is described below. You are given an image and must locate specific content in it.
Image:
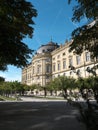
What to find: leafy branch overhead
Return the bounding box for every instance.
[0,0,37,71]
[68,0,98,58]
[69,21,98,58]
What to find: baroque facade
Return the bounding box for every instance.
[21,40,98,86]
[22,41,59,86]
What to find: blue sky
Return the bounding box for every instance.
[0,0,88,82]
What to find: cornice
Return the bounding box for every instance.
[51,41,72,55]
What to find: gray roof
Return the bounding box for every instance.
[37,41,59,54]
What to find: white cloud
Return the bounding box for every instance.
[0,66,21,82]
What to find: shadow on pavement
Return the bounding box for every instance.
[0,101,86,130]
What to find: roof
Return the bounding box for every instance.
[36,41,59,54]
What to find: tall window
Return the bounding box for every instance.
[76,55,81,65]
[33,67,35,74]
[85,52,90,62]
[63,60,66,69]
[37,76,40,79]
[46,58,50,62]
[57,55,60,59]
[53,64,55,72]
[46,75,49,79]
[37,65,41,74]
[69,57,73,66]
[58,62,60,71]
[63,73,66,76]
[46,65,50,73]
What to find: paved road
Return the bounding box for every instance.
[0,101,86,130]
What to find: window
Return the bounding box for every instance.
[37,60,40,63]
[53,64,55,72]
[76,55,81,65]
[37,76,40,79]
[30,74,32,79]
[63,60,66,69]
[63,73,66,76]
[76,69,81,77]
[46,58,50,62]
[58,74,60,77]
[57,62,60,71]
[37,65,41,74]
[69,57,73,66]
[85,52,90,62]
[46,65,50,73]
[33,67,35,74]
[46,75,49,79]
[52,75,55,79]
[57,55,60,59]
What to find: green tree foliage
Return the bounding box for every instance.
[11,81,25,94]
[46,79,61,95]
[0,81,29,97]
[30,84,38,91]
[0,0,37,70]
[49,76,76,97]
[58,76,76,91]
[0,76,5,82]
[0,82,12,97]
[68,0,98,59]
[76,76,98,101]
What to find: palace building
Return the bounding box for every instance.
[21,41,59,86]
[21,40,98,86]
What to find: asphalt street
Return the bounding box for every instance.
[0,101,86,130]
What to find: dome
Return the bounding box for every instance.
[47,41,55,45]
[36,41,59,54]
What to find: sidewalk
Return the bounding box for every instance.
[20,96,65,102]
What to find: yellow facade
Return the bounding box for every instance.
[22,40,98,86]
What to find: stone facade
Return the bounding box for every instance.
[21,40,98,86]
[22,41,59,86]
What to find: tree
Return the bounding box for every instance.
[11,81,25,95]
[30,84,37,91]
[59,76,76,97]
[0,76,5,82]
[46,79,61,96]
[91,76,98,103]
[0,0,37,71]
[68,0,98,59]
[51,76,76,98]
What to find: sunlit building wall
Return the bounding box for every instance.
[22,40,98,86]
